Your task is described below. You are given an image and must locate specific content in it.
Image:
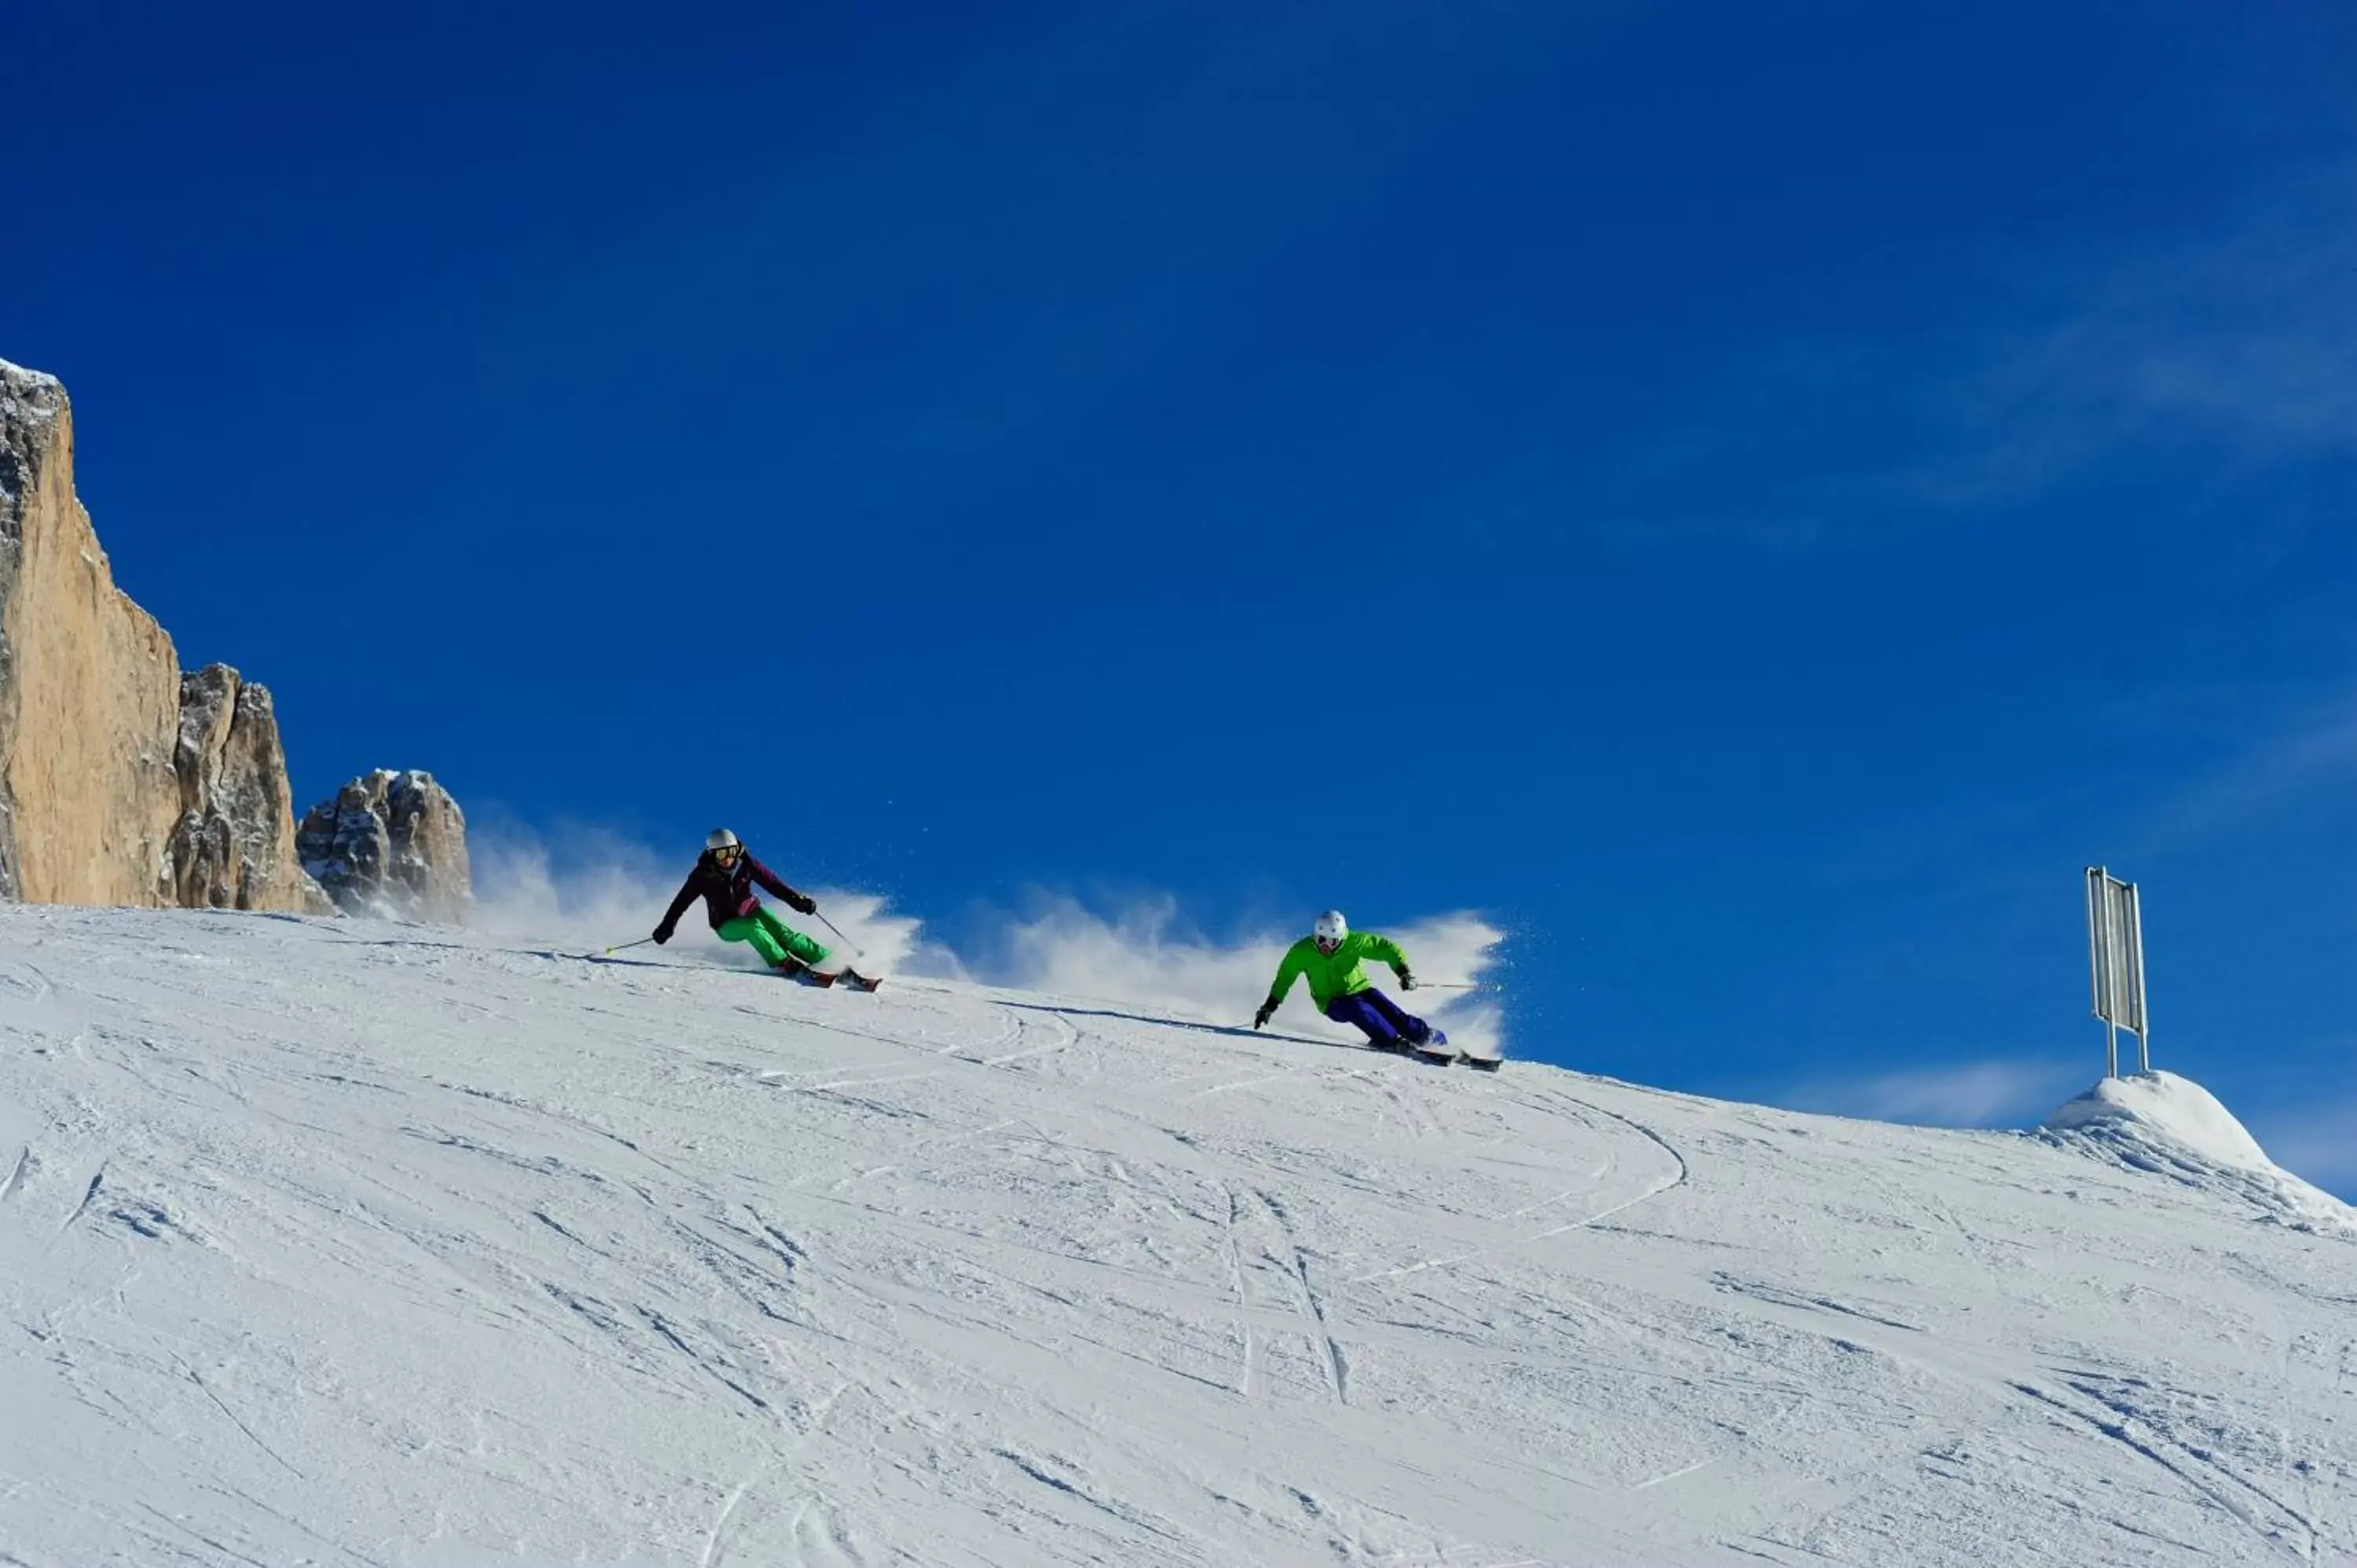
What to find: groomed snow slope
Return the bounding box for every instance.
[2,907,2351,1566]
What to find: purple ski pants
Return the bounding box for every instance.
[1325,987,1431,1047]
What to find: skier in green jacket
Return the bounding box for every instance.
[1253,910,1441,1051]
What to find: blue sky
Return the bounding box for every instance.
[10,3,2355,1187]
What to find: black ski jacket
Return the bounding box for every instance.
[658,850,810,936]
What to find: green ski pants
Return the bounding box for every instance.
[717,905,830,969]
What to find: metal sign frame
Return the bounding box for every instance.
[2085,866,2150,1079]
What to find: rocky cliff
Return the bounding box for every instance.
[0,356,406,918]
[0,361,181,906]
[171,665,335,914]
[299,771,472,922]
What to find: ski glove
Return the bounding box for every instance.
[789,892,818,916]
[1253,999,1277,1030]
[652,923,674,946]
[1398,969,1417,991]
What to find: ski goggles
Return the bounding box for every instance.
[712,845,742,866]
[1315,936,1343,954]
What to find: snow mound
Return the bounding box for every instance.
[2043,1072,2274,1168]
[2042,1070,2351,1232]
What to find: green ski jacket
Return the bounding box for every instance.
[1265,931,1411,1013]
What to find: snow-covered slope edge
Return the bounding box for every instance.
[2040,1069,2353,1235]
[2,907,2351,1566]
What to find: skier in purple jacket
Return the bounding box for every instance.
[654,829,878,990]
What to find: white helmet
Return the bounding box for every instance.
[1314,910,1348,948]
[706,827,740,853]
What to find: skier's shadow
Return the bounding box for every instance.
[544,962,1421,1059]
[558,951,685,970]
[993,998,1410,1058]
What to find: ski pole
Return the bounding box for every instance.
[1413,982,1480,991]
[602,937,656,956]
[811,909,861,958]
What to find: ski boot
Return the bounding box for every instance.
[1409,1028,1457,1064]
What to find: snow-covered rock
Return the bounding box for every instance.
[298,768,472,921]
[2,905,2351,1565]
[2041,1069,2352,1232]
[168,664,334,914]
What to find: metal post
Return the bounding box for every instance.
[2101,871,2118,1079]
[2086,868,2106,1066]
[2128,882,2150,1073]
[2105,870,2117,1079]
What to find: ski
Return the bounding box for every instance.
[574,948,880,991]
[778,966,882,990]
[1409,1029,1459,1064]
[788,964,882,993]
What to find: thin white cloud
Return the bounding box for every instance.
[1776,1057,2085,1128]
[2134,686,2357,848]
[1603,168,2357,549]
[2241,1096,2357,1199]
[1884,205,2357,516]
[1993,195,2357,459]
[1597,515,1941,553]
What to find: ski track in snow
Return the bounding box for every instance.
[698,1470,755,1568]
[2,906,2353,1566]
